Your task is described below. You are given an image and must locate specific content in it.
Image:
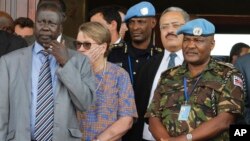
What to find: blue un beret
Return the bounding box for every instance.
[177,18,215,36]
[125,1,155,22]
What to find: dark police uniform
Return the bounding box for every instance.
[112,1,161,140]
[108,41,161,141]
[108,41,161,86]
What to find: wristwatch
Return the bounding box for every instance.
[186,133,192,141]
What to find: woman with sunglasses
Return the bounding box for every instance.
[76,22,138,141]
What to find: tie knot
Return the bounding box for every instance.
[39,50,49,57]
[167,52,177,69]
[170,53,177,58]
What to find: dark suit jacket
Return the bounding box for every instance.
[235,53,250,124]
[0,30,27,57]
[123,52,164,141]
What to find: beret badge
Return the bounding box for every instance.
[140,7,149,16]
[193,27,203,36]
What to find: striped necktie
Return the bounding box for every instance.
[167,53,177,69]
[34,51,54,141]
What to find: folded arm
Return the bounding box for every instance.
[159,112,236,141]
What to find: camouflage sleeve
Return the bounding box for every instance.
[217,72,245,116]
[145,81,163,118]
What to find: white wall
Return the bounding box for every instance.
[212,34,250,56]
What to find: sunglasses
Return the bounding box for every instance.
[73,40,99,50]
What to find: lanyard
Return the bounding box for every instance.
[128,56,134,84]
[183,74,202,103]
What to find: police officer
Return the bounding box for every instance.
[108,1,161,87]
[146,18,245,141]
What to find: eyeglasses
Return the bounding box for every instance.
[73,40,99,50]
[160,22,184,30]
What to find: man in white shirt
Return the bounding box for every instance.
[134,7,190,141]
[89,5,122,47]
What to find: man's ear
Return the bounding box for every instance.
[210,39,215,51]
[151,18,157,28]
[62,13,67,22]
[110,20,117,31]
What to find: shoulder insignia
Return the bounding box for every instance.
[109,42,127,53]
[233,75,243,89]
[161,65,181,76]
[155,47,163,52]
[110,42,126,49]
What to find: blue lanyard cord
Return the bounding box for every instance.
[184,77,188,102]
[128,56,134,84]
[183,74,202,102]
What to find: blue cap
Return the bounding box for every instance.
[125,1,155,22]
[176,18,215,36]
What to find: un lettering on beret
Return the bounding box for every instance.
[125,1,156,22]
[176,18,215,36]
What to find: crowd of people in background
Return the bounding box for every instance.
[0,0,249,141]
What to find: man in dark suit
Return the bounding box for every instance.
[0,11,27,57]
[235,53,250,124]
[0,30,27,57]
[0,2,95,140]
[133,7,190,141]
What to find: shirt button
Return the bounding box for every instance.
[136,60,139,63]
[133,72,136,75]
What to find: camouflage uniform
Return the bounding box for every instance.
[146,58,245,141]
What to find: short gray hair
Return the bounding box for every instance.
[161,7,190,22]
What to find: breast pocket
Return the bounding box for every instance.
[160,88,184,119]
[194,81,223,117]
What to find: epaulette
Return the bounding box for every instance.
[110,42,128,53]
[150,46,163,56]
[216,61,235,69]
[154,47,163,53]
[161,65,181,76]
[110,42,126,49]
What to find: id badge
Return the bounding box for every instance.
[178,104,191,121]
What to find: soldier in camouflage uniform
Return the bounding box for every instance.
[146,18,245,141]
